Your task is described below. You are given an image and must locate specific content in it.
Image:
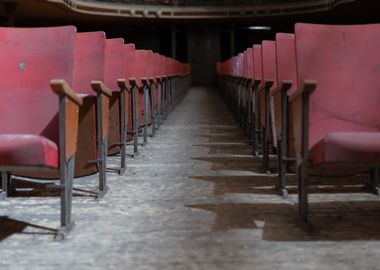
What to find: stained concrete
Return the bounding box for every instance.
[1,87,380,269]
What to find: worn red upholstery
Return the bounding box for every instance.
[0,26,76,171]
[294,23,380,167]
[309,132,380,166]
[0,135,58,168]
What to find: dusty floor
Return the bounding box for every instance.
[1,87,380,269]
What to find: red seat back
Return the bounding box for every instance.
[164,57,172,78]
[153,53,160,80]
[105,38,125,91]
[232,56,238,78]
[246,48,253,79]
[0,26,76,145]
[275,33,297,95]
[237,53,244,78]
[158,55,166,78]
[273,33,298,147]
[294,23,380,151]
[132,49,149,87]
[146,50,155,80]
[253,45,262,82]
[262,40,277,92]
[73,32,106,93]
[243,50,248,78]
[124,43,135,89]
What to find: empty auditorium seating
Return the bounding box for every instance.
[0,25,190,238]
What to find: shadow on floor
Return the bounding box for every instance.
[187,201,380,241]
[194,144,253,155]
[0,216,57,241]
[200,126,240,132]
[9,179,95,198]
[190,175,370,195]
[197,134,250,144]
[191,156,277,174]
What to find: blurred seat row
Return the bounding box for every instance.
[217,23,380,223]
[0,26,191,238]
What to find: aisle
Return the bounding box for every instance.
[1,87,380,270]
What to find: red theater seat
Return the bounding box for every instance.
[257,40,277,170]
[0,135,58,168]
[291,23,380,222]
[272,33,297,196]
[123,43,136,144]
[309,132,380,166]
[104,38,130,175]
[156,54,166,129]
[73,31,111,198]
[252,44,263,156]
[0,26,82,235]
[128,49,149,152]
[244,48,254,139]
[105,38,125,156]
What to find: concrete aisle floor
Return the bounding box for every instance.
[1,87,380,269]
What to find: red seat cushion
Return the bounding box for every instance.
[309,132,380,166]
[0,134,58,168]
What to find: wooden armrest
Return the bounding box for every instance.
[50,79,83,106]
[257,79,273,92]
[117,78,127,89]
[289,80,317,102]
[129,77,139,88]
[271,80,292,96]
[91,81,112,97]
[77,93,92,98]
[141,77,149,85]
[254,78,261,84]
[156,76,162,82]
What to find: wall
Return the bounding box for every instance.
[187,25,221,86]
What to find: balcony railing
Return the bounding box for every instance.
[56,0,355,19]
[76,0,322,6]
